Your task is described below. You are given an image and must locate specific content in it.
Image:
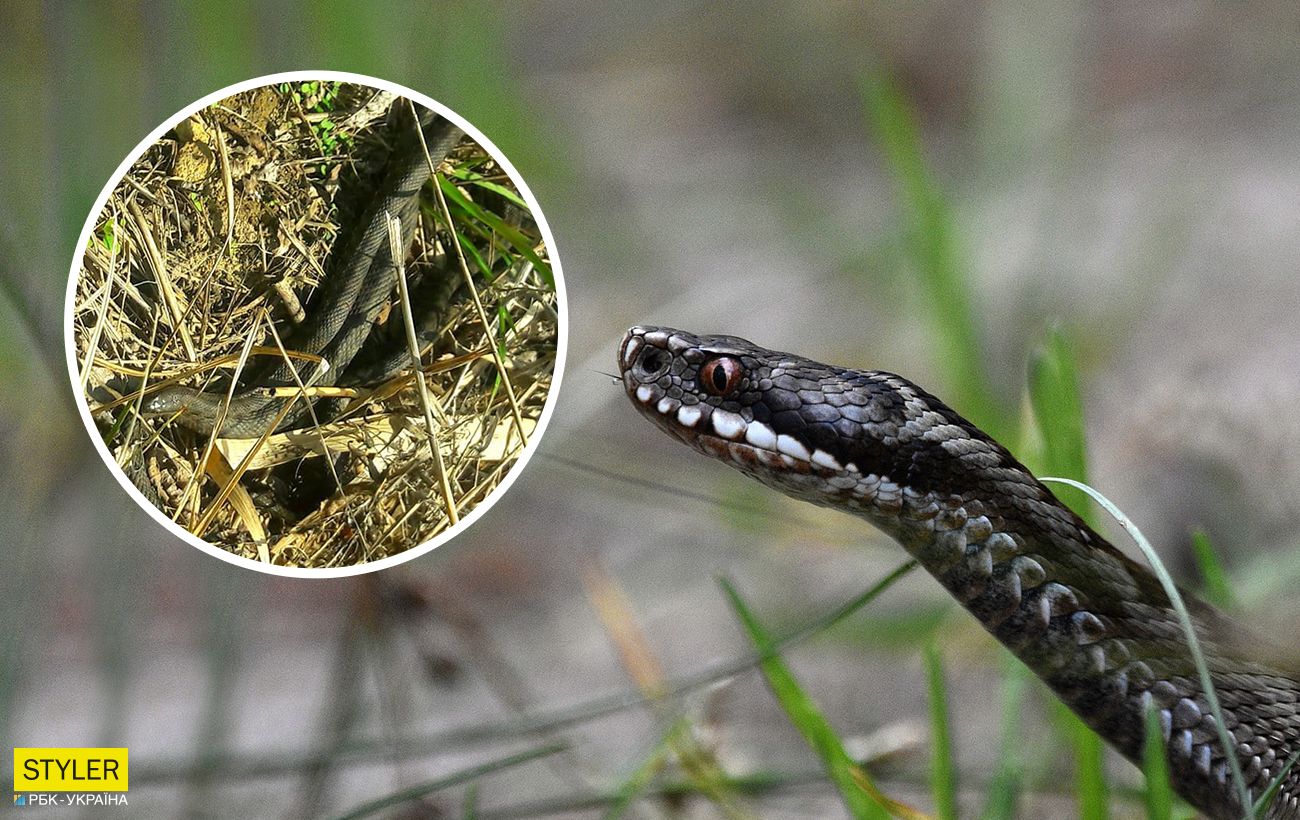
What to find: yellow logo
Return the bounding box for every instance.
[12,748,128,792]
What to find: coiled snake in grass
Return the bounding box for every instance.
[142,103,465,438]
[619,326,1299,819]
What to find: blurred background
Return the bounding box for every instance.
[4,1,1300,817]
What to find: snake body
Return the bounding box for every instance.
[142,105,465,438]
[618,326,1299,819]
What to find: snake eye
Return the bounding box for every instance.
[699,357,743,397]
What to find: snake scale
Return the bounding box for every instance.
[142,103,465,438]
[619,325,1299,819]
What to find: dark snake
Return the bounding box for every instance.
[619,326,1299,819]
[141,103,465,438]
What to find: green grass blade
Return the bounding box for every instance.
[1189,529,1234,609]
[446,165,530,210]
[1023,324,1109,818]
[604,719,678,819]
[1027,323,1096,525]
[331,742,567,820]
[719,579,890,820]
[768,561,920,651]
[860,70,996,433]
[924,640,958,820]
[980,655,1030,820]
[451,230,494,284]
[437,176,552,285]
[1040,476,1252,813]
[462,783,479,820]
[1254,747,1300,817]
[1067,717,1109,820]
[1142,703,1174,820]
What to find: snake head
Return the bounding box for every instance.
[619,326,764,447]
[141,391,184,418]
[620,325,991,510]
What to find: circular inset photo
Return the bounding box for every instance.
[67,72,565,574]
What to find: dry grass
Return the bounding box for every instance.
[73,80,558,568]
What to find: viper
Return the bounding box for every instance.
[143,102,465,438]
[618,325,1299,819]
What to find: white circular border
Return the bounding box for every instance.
[64,70,569,578]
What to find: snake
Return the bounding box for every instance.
[141,103,466,438]
[618,325,1299,819]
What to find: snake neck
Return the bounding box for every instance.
[834,469,1298,819]
[618,326,1300,820]
[737,387,1300,819]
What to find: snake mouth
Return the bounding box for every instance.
[618,326,860,480]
